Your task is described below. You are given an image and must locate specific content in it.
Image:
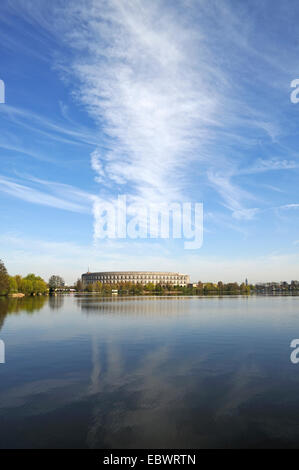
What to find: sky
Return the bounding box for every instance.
[1,0,299,284]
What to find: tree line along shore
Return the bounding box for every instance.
[1,259,298,297]
[75,278,253,295]
[0,259,64,296]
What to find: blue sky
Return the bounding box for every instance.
[1,0,299,284]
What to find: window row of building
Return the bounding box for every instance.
[82,271,190,286]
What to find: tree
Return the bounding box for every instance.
[34,279,48,294]
[104,284,112,294]
[49,275,65,290]
[155,283,163,293]
[0,260,10,295]
[203,282,217,294]
[22,274,48,295]
[9,276,18,293]
[225,282,240,294]
[75,278,83,292]
[95,281,103,292]
[20,279,33,296]
[217,281,224,292]
[15,275,22,292]
[85,283,94,292]
[240,282,250,295]
[26,274,47,293]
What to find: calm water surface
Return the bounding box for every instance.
[0,294,299,449]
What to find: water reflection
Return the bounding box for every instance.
[0,295,299,448]
[83,333,276,448]
[85,336,183,449]
[76,296,299,448]
[0,296,47,332]
[77,295,190,317]
[48,295,64,310]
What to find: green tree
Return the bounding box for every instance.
[196,281,204,295]
[49,275,65,290]
[144,283,155,293]
[155,283,164,294]
[15,275,22,292]
[96,281,103,292]
[203,282,217,295]
[9,276,18,293]
[0,259,10,295]
[20,279,33,295]
[75,279,83,292]
[217,281,224,293]
[25,274,47,294]
[225,282,240,294]
[240,282,250,295]
[20,274,48,295]
[85,283,94,292]
[34,279,48,294]
[104,284,112,294]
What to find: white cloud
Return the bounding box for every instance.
[55,0,291,224]
[58,0,227,207]
[280,203,299,210]
[207,171,258,220]
[2,0,299,281]
[0,104,98,147]
[240,158,298,175]
[0,174,93,213]
[3,0,295,225]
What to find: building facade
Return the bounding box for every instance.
[82,271,190,287]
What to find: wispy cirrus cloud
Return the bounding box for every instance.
[0,104,98,147]
[239,158,298,175]
[207,156,298,219]
[55,0,298,221]
[3,0,298,222]
[280,203,299,210]
[0,174,94,213]
[207,171,259,220]
[56,0,230,205]
[2,0,299,279]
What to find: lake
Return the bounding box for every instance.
[0,294,299,449]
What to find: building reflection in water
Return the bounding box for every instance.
[80,297,191,448]
[77,296,270,449]
[0,295,297,448]
[76,295,191,318]
[80,296,199,448]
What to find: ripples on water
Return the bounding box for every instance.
[0,294,299,448]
